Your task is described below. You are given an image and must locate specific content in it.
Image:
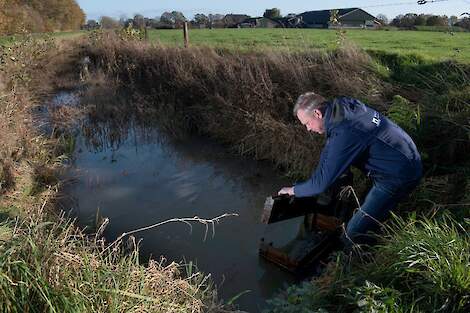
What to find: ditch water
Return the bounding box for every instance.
[55,90,306,312]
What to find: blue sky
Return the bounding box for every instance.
[76,0,470,21]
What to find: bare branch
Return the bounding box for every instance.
[102,213,239,254]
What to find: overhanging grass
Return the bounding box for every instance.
[85,33,390,177]
[85,32,470,177]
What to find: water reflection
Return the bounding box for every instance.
[65,92,302,312]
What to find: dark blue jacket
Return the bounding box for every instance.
[294,97,422,197]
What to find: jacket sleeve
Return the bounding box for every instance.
[294,128,365,197]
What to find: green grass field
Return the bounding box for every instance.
[2,28,469,62]
[148,28,470,62]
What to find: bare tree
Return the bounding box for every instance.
[85,19,99,30]
[449,15,459,26]
[172,11,187,28]
[119,14,128,27]
[208,13,224,28]
[376,14,388,25]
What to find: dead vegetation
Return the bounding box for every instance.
[82,32,469,182]
[83,32,389,177]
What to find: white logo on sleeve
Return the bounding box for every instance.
[372,112,381,127]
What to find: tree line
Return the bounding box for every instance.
[86,8,470,31]
[377,13,470,30]
[87,12,230,30]
[0,0,85,35]
[85,8,290,30]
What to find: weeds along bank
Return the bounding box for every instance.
[84,32,389,177]
[83,32,470,312]
[0,37,227,312]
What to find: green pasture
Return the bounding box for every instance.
[149,28,470,62]
[2,28,469,62]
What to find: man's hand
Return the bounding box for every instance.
[278,186,294,196]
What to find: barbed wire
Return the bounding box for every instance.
[357,0,452,9]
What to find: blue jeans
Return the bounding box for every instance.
[343,180,419,247]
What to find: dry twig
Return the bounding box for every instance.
[102,213,239,254]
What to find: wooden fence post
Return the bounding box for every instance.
[183,22,189,48]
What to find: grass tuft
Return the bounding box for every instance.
[0,209,221,313]
[266,214,470,312]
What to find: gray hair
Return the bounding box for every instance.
[293,92,327,116]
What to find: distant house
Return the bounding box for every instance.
[223,14,250,28]
[238,17,283,28]
[299,8,378,29]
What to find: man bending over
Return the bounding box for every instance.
[278,92,422,247]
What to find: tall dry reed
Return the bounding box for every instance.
[83,32,388,177]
